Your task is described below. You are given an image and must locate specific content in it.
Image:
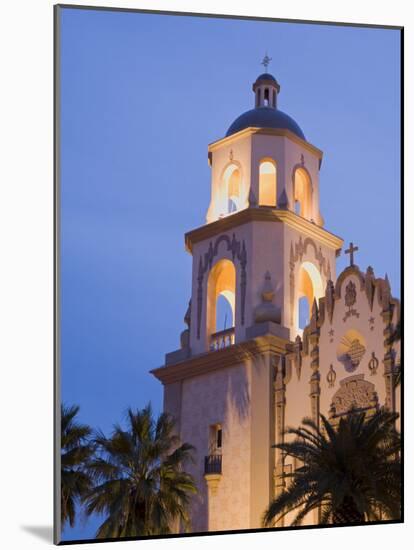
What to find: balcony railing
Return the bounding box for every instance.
[204,454,222,475]
[210,327,235,351]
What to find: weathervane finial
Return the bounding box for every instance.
[261,52,272,72]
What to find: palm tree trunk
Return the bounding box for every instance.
[333,497,364,524]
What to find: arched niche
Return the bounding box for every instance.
[222,163,242,214]
[293,166,312,220]
[206,259,236,344]
[258,159,277,207]
[297,261,324,331]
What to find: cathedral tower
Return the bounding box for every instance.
[151,69,400,532]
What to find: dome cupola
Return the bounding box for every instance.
[253,72,280,109]
[226,56,305,140]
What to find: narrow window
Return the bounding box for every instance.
[209,424,222,454]
[223,164,241,215]
[294,167,312,219]
[259,160,277,206]
[216,428,222,450]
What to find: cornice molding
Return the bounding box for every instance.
[185,207,344,253]
[151,334,289,385]
[208,127,323,159]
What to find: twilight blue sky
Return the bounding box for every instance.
[59,6,401,540]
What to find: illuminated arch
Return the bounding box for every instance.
[293,167,312,219]
[222,163,241,214]
[297,261,324,331]
[207,259,236,340]
[258,159,277,207]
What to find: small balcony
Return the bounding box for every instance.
[209,327,235,351]
[204,454,222,475]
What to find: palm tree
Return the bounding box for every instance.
[390,319,402,387]
[61,404,94,529]
[84,404,197,538]
[263,408,401,527]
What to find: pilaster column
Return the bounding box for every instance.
[273,355,286,527]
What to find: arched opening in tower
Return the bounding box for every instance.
[259,159,277,207]
[293,167,312,219]
[297,261,324,332]
[223,164,241,214]
[206,259,236,347]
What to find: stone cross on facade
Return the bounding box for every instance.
[345,242,359,266]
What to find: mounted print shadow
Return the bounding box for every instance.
[54,4,403,545]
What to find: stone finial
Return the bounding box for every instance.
[293,335,303,380]
[184,299,191,328]
[379,274,391,311]
[180,300,191,349]
[248,187,257,207]
[309,298,320,333]
[278,189,289,210]
[365,266,375,311]
[254,271,281,324]
[262,271,274,301]
[325,279,335,324]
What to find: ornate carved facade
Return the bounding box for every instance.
[151,70,400,533]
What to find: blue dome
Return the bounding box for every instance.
[226,107,306,140]
[255,73,277,82]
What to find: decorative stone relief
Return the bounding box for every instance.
[368,352,379,376]
[337,334,366,373]
[345,280,356,307]
[327,364,337,388]
[196,233,247,338]
[347,339,366,366]
[329,375,378,418]
[343,280,360,322]
[309,300,321,427]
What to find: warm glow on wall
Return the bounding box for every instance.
[206,259,236,341]
[259,160,277,206]
[293,167,312,219]
[297,261,324,330]
[223,164,241,214]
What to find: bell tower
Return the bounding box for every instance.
[152,69,344,533]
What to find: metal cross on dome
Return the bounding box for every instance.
[345,242,359,267]
[261,53,272,71]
